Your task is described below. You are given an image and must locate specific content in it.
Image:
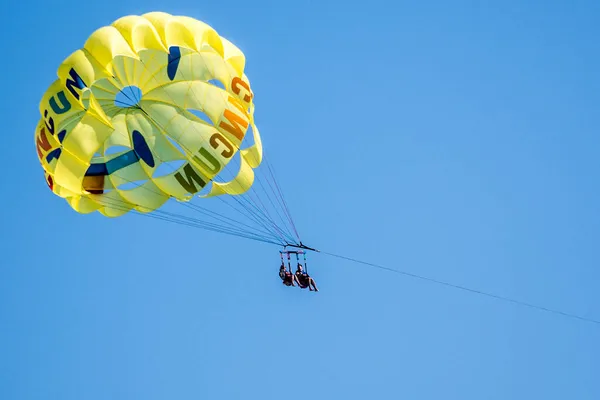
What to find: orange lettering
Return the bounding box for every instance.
[218,109,248,141]
[36,128,52,160]
[232,77,252,103]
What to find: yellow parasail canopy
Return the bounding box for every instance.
[35,12,263,218]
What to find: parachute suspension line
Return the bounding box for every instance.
[287,252,292,273]
[215,175,289,242]
[144,207,276,243]
[263,156,300,241]
[92,196,280,245]
[211,177,282,240]
[321,251,600,326]
[135,55,297,247]
[227,195,291,245]
[93,194,276,243]
[249,174,297,243]
[214,195,287,245]
[245,148,299,243]
[241,148,299,245]
[178,201,276,239]
[232,182,296,244]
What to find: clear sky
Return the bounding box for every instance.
[1,0,599,399]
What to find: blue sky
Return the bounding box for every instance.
[1,0,599,399]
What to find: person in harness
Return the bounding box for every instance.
[279,264,301,287]
[295,263,319,291]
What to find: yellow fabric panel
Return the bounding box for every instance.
[59,49,112,90]
[84,93,113,128]
[134,50,176,93]
[142,103,233,181]
[87,75,124,118]
[221,37,245,76]
[139,48,232,94]
[176,16,224,56]
[67,195,103,214]
[201,152,255,197]
[111,55,140,91]
[91,190,135,217]
[52,148,89,193]
[101,112,134,150]
[105,162,147,189]
[124,109,184,163]
[144,81,246,147]
[111,16,168,53]
[53,181,78,199]
[114,180,169,213]
[61,114,113,162]
[84,26,138,74]
[142,12,197,51]
[139,102,213,144]
[241,122,263,169]
[35,11,265,218]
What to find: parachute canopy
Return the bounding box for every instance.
[35,11,263,218]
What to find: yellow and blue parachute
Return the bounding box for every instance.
[35,12,299,246]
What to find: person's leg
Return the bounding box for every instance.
[309,278,319,291]
[300,275,310,289]
[306,277,313,291]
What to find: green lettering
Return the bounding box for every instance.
[174,164,206,194]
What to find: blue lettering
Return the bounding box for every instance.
[65,68,87,100]
[43,109,55,134]
[45,148,62,163]
[49,91,71,115]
